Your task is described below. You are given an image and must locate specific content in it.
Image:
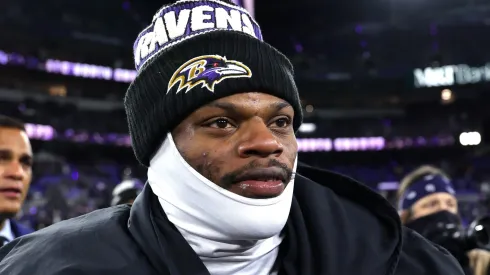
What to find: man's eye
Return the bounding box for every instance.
[271,118,291,128]
[209,119,233,129]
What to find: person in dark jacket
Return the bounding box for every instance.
[0,115,34,247]
[0,0,464,274]
[397,165,490,275]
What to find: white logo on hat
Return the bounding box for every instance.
[425,184,436,192]
[407,191,417,200]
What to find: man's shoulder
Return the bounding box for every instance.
[29,205,130,243]
[396,227,464,274]
[0,206,153,275]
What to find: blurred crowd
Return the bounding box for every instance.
[10,150,489,230]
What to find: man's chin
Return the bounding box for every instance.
[0,203,21,220]
[0,212,16,221]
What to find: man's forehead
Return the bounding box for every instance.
[205,93,293,110]
[419,192,456,203]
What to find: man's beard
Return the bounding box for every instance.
[192,158,294,190]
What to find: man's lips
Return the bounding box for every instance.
[0,185,22,199]
[233,167,288,198]
[237,180,285,198]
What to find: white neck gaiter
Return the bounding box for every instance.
[148,133,296,275]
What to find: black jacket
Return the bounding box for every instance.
[0,164,464,275]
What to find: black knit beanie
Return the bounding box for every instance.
[125,0,303,167]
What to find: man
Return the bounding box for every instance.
[0,1,463,274]
[0,115,33,247]
[111,179,144,206]
[398,165,490,275]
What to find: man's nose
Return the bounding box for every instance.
[237,119,284,158]
[439,202,451,211]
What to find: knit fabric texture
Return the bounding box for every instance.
[125,0,303,166]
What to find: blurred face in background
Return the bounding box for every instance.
[0,127,32,219]
[409,192,458,221]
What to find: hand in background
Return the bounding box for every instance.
[468,249,490,275]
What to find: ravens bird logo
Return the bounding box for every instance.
[167,55,252,94]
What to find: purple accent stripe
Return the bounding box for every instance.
[20,122,455,153]
[0,49,137,83]
[21,123,449,151]
[133,0,262,71]
[24,122,389,151]
[22,124,456,151]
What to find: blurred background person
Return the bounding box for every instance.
[110,178,143,206]
[398,166,490,275]
[0,116,33,246]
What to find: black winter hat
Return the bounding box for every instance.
[125,0,303,166]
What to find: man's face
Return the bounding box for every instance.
[410,192,458,221]
[0,128,32,218]
[172,92,297,199]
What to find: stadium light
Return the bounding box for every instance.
[459,131,481,146]
[441,89,453,102]
[298,123,316,133]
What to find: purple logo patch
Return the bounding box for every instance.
[167,54,252,93]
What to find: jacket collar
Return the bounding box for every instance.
[128,163,403,275]
[9,219,33,238]
[129,182,209,275]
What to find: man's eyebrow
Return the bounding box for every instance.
[206,101,292,114]
[0,149,32,159]
[271,101,292,111]
[206,102,237,113]
[0,148,13,155]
